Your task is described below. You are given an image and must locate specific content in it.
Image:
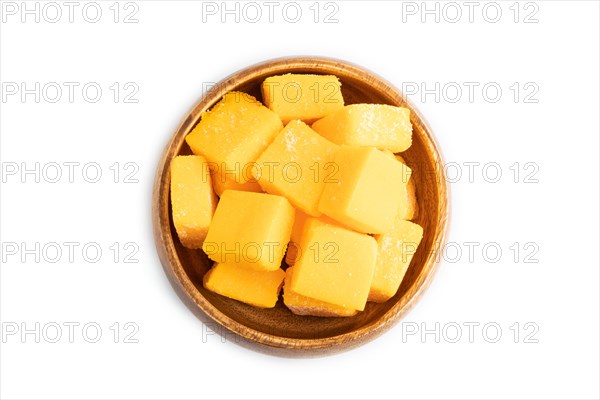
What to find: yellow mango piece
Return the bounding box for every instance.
[202,190,295,271]
[291,219,377,311]
[211,174,262,197]
[383,151,418,220]
[318,145,411,234]
[404,179,418,219]
[262,74,344,124]
[283,267,357,317]
[185,92,283,184]
[170,155,217,249]
[254,120,338,216]
[203,263,285,308]
[394,154,418,220]
[369,220,423,303]
[312,104,413,152]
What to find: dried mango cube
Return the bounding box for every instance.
[262,74,344,124]
[202,190,295,271]
[394,154,418,220]
[185,92,283,184]
[318,145,411,234]
[291,219,377,311]
[383,151,418,220]
[254,120,338,216]
[369,220,423,303]
[283,267,357,317]
[203,263,285,308]
[312,104,412,152]
[170,155,217,249]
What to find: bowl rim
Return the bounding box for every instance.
[152,56,450,353]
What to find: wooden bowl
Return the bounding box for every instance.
[153,57,449,355]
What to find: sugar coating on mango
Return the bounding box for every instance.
[369,220,423,303]
[254,120,338,216]
[291,219,377,311]
[185,92,283,184]
[262,74,344,124]
[283,267,357,317]
[318,145,411,234]
[202,190,295,271]
[203,263,285,308]
[170,155,217,249]
[312,104,412,152]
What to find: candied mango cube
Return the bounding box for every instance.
[291,219,377,311]
[383,151,418,220]
[254,120,338,216]
[394,154,418,220]
[404,178,418,220]
[262,74,344,124]
[185,92,283,184]
[369,220,423,303]
[170,155,217,249]
[318,145,411,234]
[312,104,413,152]
[202,190,295,271]
[283,267,357,317]
[203,263,285,308]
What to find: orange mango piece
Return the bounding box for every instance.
[186,92,282,184]
[202,190,295,271]
[170,155,217,249]
[203,263,285,308]
[283,267,357,317]
[369,220,423,303]
[262,74,344,124]
[312,104,412,152]
[254,120,338,216]
[291,219,377,311]
[318,145,411,234]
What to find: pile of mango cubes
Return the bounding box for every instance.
[170,74,423,317]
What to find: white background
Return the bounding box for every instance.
[1,1,599,399]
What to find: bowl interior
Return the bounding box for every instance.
[155,58,447,349]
